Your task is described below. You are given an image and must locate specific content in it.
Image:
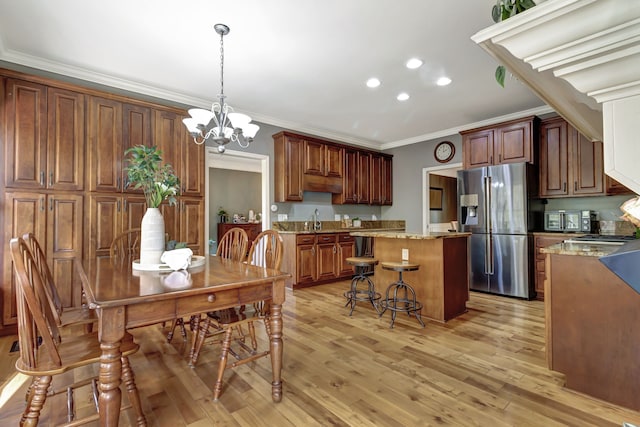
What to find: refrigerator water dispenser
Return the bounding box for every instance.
[460,194,479,225]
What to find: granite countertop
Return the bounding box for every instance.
[540,242,622,257]
[277,227,405,235]
[349,231,471,239]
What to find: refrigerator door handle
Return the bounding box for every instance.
[484,175,492,233]
[486,234,494,275]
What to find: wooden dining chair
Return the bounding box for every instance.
[22,232,97,331]
[109,228,141,262]
[10,237,146,426]
[190,229,283,400]
[216,226,250,262]
[166,227,249,343]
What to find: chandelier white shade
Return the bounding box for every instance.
[182,24,259,152]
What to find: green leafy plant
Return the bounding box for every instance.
[125,145,180,208]
[492,0,537,87]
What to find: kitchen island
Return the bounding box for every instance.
[351,231,470,323]
[541,241,640,411]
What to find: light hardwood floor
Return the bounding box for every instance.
[1,280,639,426]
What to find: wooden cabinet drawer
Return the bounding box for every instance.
[296,234,316,245]
[337,233,354,242]
[316,234,336,244]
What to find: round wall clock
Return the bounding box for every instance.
[434,141,455,163]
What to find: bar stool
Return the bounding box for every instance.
[344,257,381,315]
[379,261,425,328]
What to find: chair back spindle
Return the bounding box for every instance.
[216,227,249,262]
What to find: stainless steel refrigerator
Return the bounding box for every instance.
[457,162,537,299]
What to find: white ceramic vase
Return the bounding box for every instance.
[140,207,165,265]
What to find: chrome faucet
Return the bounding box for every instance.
[313,209,322,231]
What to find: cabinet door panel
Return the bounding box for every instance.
[47,88,85,191]
[296,244,316,283]
[87,96,123,192]
[3,192,47,325]
[123,196,147,231]
[497,121,532,164]
[274,134,304,201]
[382,155,393,205]
[154,109,181,173]
[325,145,343,178]
[539,119,569,197]
[47,194,83,307]
[303,140,325,176]
[122,103,152,192]
[357,152,371,204]
[333,149,358,204]
[337,240,355,277]
[5,79,47,188]
[463,130,493,169]
[370,153,384,205]
[572,130,603,195]
[181,125,205,196]
[316,243,336,281]
[88,195,122,258]
[180,198,204,254]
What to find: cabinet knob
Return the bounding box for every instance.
[207,294,216,303]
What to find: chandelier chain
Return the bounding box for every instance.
[219,29,225,97]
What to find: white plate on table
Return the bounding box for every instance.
[132,255,206,271]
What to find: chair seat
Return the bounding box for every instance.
[15,331,139,376]
[346,256,379,267]
[380,261,420,272]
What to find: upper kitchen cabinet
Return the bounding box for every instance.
[370,152,393,205]
[274,131,304,202]
[539,116,604,197]
[5,80,85,191]
[303,139,343,179]
[461,116,538,169]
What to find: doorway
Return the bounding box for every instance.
[205,149,270,253]
[422,162,462,234]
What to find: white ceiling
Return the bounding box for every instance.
[0,0,550,150]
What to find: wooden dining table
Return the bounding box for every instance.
[76,255,290,427]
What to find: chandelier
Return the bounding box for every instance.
[182,24,259,153]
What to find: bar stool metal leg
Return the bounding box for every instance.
[343,257,380,315]
[379,262,425,328]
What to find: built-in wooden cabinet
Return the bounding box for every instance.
[3,191,84,325]
[5,80,85,191]
[303,140,343,179]
[0,67,206,334]
[461,116,538,169]
[86,194,147,259]
[370,152,393,205]
[274,132,304,202]
[275,130,392,205]
[282,232,355,288]
[539,116,604,197]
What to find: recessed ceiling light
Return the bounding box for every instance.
[397,92,410,101]
[366,78,381,88]
[406,58,423,69]
[436,76,452,86]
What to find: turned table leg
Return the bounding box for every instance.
[98,307,125,427]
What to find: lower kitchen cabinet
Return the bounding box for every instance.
[534,233,575,300]
[281,232,355,289]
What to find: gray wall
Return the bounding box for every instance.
[208,169,261,242]
[383,134,463,233]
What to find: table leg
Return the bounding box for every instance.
[269,302,283,402]
[98,307,125,427]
